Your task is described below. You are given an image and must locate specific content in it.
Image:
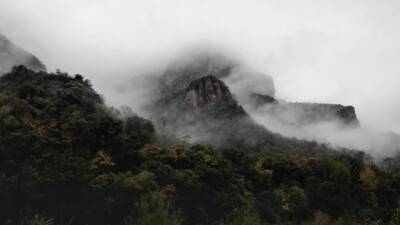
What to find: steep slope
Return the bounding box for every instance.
[0,66,158,224]
[0,33,46,75]
[146,52,400,162]
[183,75,246,116]
[158,51,276,101]
[151,75,247,144]
[151,74,342,157]
[256,101,360,127]
[160,52,237,96]
[157,52,359,128]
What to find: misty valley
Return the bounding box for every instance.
[1,33,400,225]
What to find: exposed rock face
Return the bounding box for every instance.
[261,102,360,127]
[149,74,248,143]
[184,75,232,110]
[149,50,361,149]
[160,53,235,97]
[249,93,278,109]
[291,103,359,126]
[152,74,245,119]
[0,33,46,75]
[182,75,247,120]
[158,52,276,103]
[155,51,362,131]
[336,106,357,123]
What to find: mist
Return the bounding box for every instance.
[1,0,400,160]
[249,103,400,162]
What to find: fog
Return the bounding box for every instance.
[1,0,400,146]
[249,103,400,162]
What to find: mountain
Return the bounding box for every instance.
[256,101,360,127]
[1,66,400,225]
[0,33,46,75]
[145,51,400,166]
[150,70,345,157]
[148,52,359,148]
[158,51,276,103]
[159,51,237,97]
[156,51,359,131]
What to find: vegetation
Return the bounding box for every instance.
[1,66,400,225]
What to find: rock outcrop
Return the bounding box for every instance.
[150,74,249,144]
[289,103,359,126]
[159,53,236,97]
[152,74,245,119]
[158,51,276,102]
[150,51,360,147]
[182,75,247,120]
[249,93,278,109]
[0,33,46,75]
[259,101,360,127]
[336,105,358,123]
[184,75,232,110]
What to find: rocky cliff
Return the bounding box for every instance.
[158,51,276,101]
[287,103,359,126]
[256,101,360,127]
[0,33,46,75]
[150,73,338,156]
[248,93,278,109]
[152,74,246,122]
[159,52,235,94]
[183,75,246,119]
[149,51,360,147]
[184,75,233,109]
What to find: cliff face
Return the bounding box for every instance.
[149,51,360,146]
[152,75,245,120]
[158,52,276,103]
[149,74,248,144]
[159,53,236,97]
[184,75,232,110]
[336,105,358,123]
[258,101,360,127]
[288,103,359,126]
[150,73,339,156]
[0,33,46,75]
[249,93,278,109]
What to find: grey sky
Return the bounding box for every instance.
[1,0,399,133]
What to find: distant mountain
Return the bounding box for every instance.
[0,33,46,75]
[149,70,343,157]
[255,101,360,127]
[139,51,399,164]
[158,51,276,102]
[152,52,358,135]
[156,51,359,130]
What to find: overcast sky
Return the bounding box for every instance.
[0,0,399,133]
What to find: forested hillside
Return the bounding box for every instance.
[1,66,400,225]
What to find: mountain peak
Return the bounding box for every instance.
[184,75,233,110]
[159,52,237,98]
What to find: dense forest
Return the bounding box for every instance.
[1,66,400,225]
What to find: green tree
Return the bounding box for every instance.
[123,192,184,225]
